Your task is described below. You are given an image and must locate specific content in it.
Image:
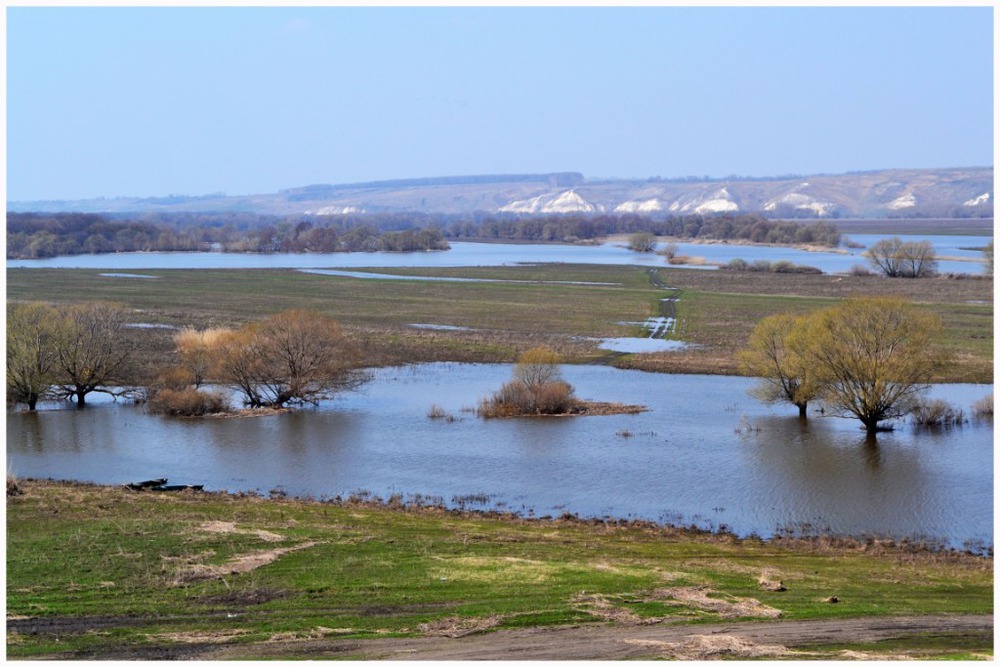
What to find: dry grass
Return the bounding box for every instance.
[417,615,504,638]
[650,586,783,619]
[652,634,792,660]
[972,393,993,419]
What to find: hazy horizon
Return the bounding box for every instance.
[7,6,994,201]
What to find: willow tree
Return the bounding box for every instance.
[7,302,62,410]
[214,309,365,408]
[742,297,944,434]
[800,296,943,434]
[739,313,819,418]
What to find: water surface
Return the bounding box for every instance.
[7,234,991,275]
[7,364,992,550]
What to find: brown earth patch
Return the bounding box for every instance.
[169,542,318,584]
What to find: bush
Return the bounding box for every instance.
[972,394,993,419]
[722,258,820,274]
[657,242,679,260]
[156,366,198,391]
[477,379,577,418]
[771,261,822,274]
[848,264,875,277]
[910,399,965,426]
[7,471,21,497]
[147,387,230,417]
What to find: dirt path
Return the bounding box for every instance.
[194,614,992,660]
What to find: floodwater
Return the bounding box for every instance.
[7,364,992,551]
[6,234,992,275]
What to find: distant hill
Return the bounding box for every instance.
[8,167,993,219]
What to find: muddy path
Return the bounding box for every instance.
[208,614,993,660]
[28,614,991,660]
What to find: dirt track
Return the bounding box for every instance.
[45,614,985,660]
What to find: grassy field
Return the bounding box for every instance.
[6,480,993,660]
[6,263,993,382]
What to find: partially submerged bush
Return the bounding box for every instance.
[478,346,578,418]
[972,394,993,419]
[147,387,231,417]
[478,379,576,418]
[911,398,965,427]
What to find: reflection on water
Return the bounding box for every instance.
[7,364,993,550]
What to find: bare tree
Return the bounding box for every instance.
[54,302,135,407]
[865,237,937,277]
[214,310,365,408]
[627,231,658,252]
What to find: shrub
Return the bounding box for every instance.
[7,470,21,497]
[627,232,657,252]
[477,379,577,418]
[723,258,820,274]
[910,399,965,427]
[657,242,679,260]
[972,394,993,419]
[147,387,230,417]
[848,264,875,277]
[156,366,197,391]
[771,261,822,274]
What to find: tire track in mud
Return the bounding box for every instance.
[646,269,683,339]
[591,269,685,365]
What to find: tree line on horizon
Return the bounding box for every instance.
[6,211,839,259]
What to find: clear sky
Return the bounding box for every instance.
[5,5,995,201]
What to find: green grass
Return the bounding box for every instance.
[6,480,993,658]
[6,263,993,381]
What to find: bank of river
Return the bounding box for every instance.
[7,364,992,551]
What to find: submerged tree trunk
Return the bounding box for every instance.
[796,402,808,418]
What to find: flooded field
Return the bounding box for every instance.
[8,364,992,551]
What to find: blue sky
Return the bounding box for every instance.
[6,6,994,201]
